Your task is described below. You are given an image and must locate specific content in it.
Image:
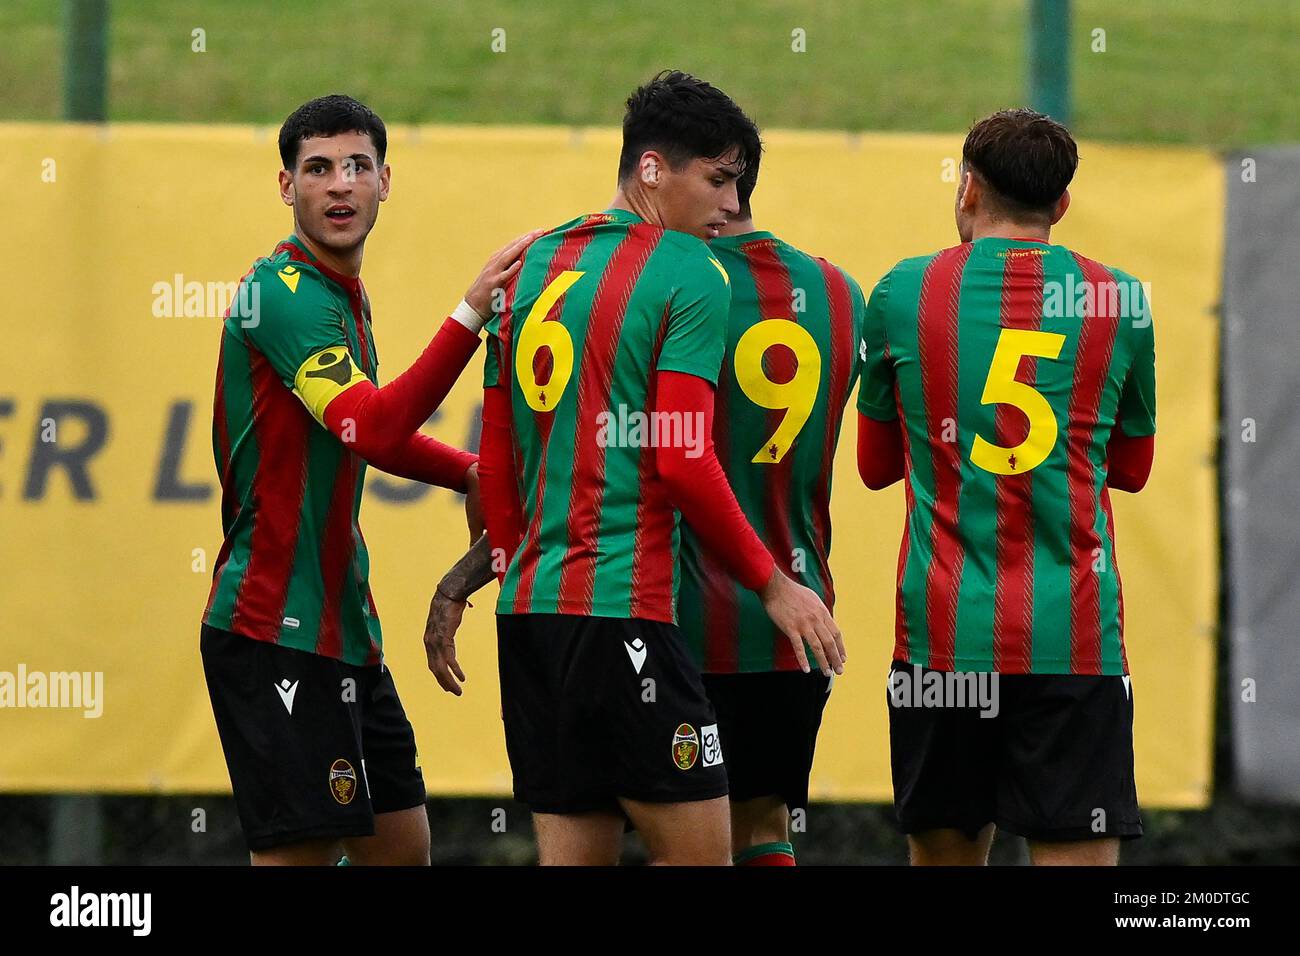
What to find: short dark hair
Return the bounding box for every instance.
[279,94,387,170]
[736,147,761,216]
[617,71,761,184]
[962,108,1078,216]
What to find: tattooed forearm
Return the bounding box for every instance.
[437,532,495,602]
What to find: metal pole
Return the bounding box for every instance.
[63,0,109,122]
[1028,0,1072,125]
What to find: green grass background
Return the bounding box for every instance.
[2,0,1297,145]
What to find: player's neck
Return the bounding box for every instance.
[608,187,664,229]
[717,216,756,238]
[970,219,1051,243]
[294,228,364,278]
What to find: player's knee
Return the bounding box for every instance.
[345,838,431,866]
[251,838,341,867]
[344,808,431,865]
[1028,838,1119,867]
[729,796,789,852]
[908,826,993,866]
[649,840,732,867]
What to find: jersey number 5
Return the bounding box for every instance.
[734,318,821,464]
[516,270,583,412]
[970,328,1067,475]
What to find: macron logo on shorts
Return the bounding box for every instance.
[624,638,647,674]
[275,679,299,715]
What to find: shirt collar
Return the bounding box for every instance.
[281,234,363,296]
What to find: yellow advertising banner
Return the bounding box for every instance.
[0,124,1219,805]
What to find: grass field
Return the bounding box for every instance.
[1,0,1297,146]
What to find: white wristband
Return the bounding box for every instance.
[450,298,488,334]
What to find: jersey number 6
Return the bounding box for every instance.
[970,328,1067,475]
[516,270,584,412]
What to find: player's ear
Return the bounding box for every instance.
[378,163,391,203]
[279,168,295,207]
[1049,188,1070,225]
[959,170,980,212]
[640,151,664,189]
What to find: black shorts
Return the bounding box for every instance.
[887,661,1142,843]
[702,670,832,812]
[497,613,729,814]
[201,623,426,852]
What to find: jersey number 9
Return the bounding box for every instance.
[734,318,822,464]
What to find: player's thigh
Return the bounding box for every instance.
[619,795,732,866]
[601,619,728,807]
[532,810,625,866]
[497,614,614,818]
[343,664,429,864]
[201,625,375,855]
[342,806,430,866]
[1028,837,1119,866]
[704,670,831,852]
[997,673,1142,845]
[887,661,1000,850]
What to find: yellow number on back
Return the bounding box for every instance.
[734,318,821,464]
[515,270,583,412]
[969,328,1067,475]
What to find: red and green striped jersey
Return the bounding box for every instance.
[483,209,731,622]
[204,235,384,666]
[859,237,1157,675]
[677,233,866,673]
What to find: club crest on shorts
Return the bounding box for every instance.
[329,758,358,805]
[672,723,699,770]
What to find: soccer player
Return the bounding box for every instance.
[857,109,1156,865]
[427,71,843,866]
[674,157,866,866]
[200,94,536,865]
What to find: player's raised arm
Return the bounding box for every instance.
[654,251,844,676]
[250,231,540,490]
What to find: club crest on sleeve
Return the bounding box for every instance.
[672,723,699,770]
[305,350,354,386]
[329,758,357,805]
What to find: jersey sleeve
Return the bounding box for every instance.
[843,267,869,394]
[243,264,368,423]
[856,270,898,421]
[482,313,502,389]
[656,248,731,384]
[1116,278,1156,437]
